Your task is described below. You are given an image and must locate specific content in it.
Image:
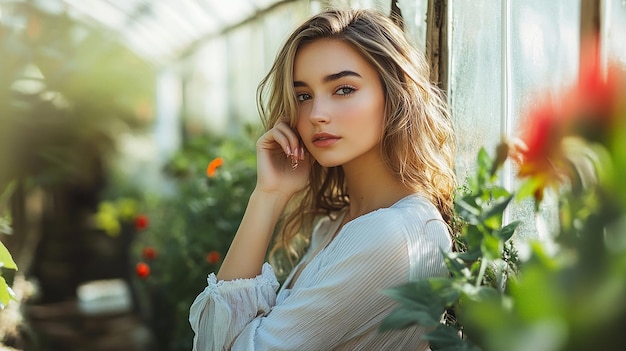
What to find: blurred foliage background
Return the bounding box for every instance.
[0,2,263,349]
[110,132,258,351]
[0,2,157,350]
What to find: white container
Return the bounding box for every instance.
[77,279,132,315]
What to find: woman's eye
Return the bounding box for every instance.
[335,86,355,96]
[297,93,311,102]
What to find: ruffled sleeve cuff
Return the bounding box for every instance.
[189,263,280,351]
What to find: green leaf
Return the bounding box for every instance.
[481,195,514,229]
[425,324,480,350]
[476,147,492,183]
[516,177,543,202]
[444,253,472,279]
[383,281,444,310]
[460,283,500,302]
[428,278,461,306]
[381,280,448,330]
[379,308,439,331]
[0,242,18,271]
[496,220,520,241]
[489,186,512,200]
[0,276,17,308]
[425,324,462,347]
[463,226,486,253]
[491,142,509,177]
[481,234,502,261]
[455,198,481,224]
[457,249,481,262]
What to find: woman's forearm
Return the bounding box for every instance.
[216,189,290,281]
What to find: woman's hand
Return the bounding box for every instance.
[255,120,312,197]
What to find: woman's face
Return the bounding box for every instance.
[294,39,385,169]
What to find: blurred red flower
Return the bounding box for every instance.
[517,102,567,199]
[206,157,224,177]
[516,35,625,201]
[206,251,221,265]
[142,247,157,260]
[135,214,149,231]
[136,262,150,279]
[563,36,623,142]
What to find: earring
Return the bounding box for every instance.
[291,155,299,170]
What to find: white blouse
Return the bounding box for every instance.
[189,194,452,351]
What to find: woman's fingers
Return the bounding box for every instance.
[272,121,302,157]
[254,121,311,194]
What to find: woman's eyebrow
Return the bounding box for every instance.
[293,70,362,87]
[323,70,362,83]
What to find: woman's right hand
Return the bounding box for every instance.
[255,120,312,197]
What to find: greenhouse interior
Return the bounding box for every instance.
[1,0,626,350]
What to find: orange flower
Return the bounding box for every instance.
[206,251,221,265]
[142,247,157,260]
[135,214,149,231]
[136,262,150,279]
[206,157,224,177]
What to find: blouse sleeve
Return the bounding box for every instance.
[189,263,280,351]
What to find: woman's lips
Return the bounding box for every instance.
[312,132,340,147]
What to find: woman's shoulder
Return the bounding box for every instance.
[311,194,450,254]
[342,194,451,280]
[356,193,445,229]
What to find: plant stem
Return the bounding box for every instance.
[475,258,487,287]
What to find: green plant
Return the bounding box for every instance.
[380,146,518,351]
[0,183,17,309]
[381,43,626,351]
[0,242,17,309]
[121,131,258,351]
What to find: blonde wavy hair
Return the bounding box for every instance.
[257,9,456,277]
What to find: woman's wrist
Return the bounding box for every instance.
[216,189,290,281]
[250,187,294,208]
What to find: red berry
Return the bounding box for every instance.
[206,251,221,264]
[142,247,157,260]
[136,262,150,279]
[135,215,149,231]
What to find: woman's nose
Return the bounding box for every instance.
[309,99,330,124]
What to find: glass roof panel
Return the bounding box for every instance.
[63,0,129,29]
[15,0,290,64]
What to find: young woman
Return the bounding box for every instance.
[189,8,456,351]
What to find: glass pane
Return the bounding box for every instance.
[508,0,580,243]
[187,38,229,133]
[603,0,626,68]
[449,0,580,245]
[398,0,428,51]
[184,1,313,135]
[449,0,503,182]
[510,0,580,126]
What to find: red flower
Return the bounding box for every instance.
[206,251,221,265]
[135,215,149,231]
[206,157,224,177]
[519,103,565,174]
[517,102,568,201]
[562,34,624,143]
[136,262,150,279]
[142,247,157,260]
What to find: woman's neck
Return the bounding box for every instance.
[341,156,414,221]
